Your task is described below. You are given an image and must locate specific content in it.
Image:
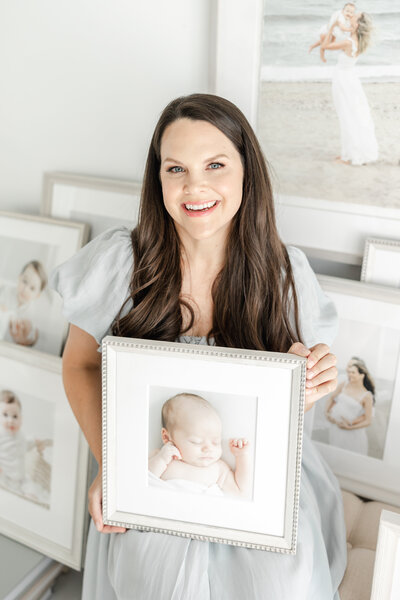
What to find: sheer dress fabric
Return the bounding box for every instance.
[51,227,347,600]
[332,39,378,166]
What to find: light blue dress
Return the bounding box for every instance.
[51,227,347,600]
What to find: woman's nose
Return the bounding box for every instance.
[183,171,208,195]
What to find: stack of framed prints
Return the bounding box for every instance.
[0,210,90,568]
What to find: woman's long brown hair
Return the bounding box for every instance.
[113,94,302,352]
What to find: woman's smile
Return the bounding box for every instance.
[182,200,220,217]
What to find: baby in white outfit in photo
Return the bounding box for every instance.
[309,3,355,62]
[148,393,252,498]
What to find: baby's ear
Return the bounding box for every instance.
[161,428,171,444]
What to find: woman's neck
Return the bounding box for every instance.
[178,230,227,278]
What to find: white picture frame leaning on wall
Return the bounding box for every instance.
[311,275,400,506]
[361,237,400,288]
[0,344,89,569]
[102,337,306,554]
[371,510,400,600]
[0,211,88,356]
[41,172,142,241]
[275,196,400,279]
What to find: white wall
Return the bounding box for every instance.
[0,0,211,214]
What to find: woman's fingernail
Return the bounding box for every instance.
[307,359,316,369]
[305,381,314,388]
[306,370,316,379]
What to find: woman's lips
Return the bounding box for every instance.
[182,201,219,217]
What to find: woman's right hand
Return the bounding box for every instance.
[88,470,126,534]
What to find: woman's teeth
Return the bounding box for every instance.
[185,201,217,211]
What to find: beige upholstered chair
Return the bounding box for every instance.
[339,491,400,600]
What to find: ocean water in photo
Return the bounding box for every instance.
[263,0,400,70]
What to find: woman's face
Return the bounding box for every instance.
[159,118,244,244]
[347,366,364,384]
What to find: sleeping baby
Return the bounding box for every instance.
[148,393,252,498]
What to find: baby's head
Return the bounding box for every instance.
[0,390,22,434]
[161,393,222,467]
[17,261,47,306]
[343,3,356,20]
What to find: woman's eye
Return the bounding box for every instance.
[168,166,184,173]
[208,162,223,170]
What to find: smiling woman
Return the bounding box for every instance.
[53,93,345,600]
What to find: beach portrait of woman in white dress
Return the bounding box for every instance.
[325,360,374,455]
[321,11,379,166]
[260,0,400,206]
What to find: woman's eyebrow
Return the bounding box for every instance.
[162,154,230,164]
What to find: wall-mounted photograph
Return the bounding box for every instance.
[259,0,400,207]
[0,212,88,355]
[311,276,400,505]
[102,338,306,553]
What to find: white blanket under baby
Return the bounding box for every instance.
[148,470,224,497]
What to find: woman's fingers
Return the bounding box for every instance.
[288,342,311,359]
[89,472,126,534]
[306,360,338,386]
[306,343,331,369]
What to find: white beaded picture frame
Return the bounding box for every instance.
[102,337,306,554]
[361,237,400,288]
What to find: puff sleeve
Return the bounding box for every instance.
[50,227,133,344]
[287,246,338,348]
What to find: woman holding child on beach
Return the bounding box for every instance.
[321,9,379,166]
[53,94,346,599]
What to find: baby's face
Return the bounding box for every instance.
[343,4,355,20]
[170,409,222,467]
[1,402,22,434]
[17,265,42,306]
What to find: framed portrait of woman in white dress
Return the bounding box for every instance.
[311,276,400,506]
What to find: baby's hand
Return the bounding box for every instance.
[229,438,249,456]
[159,442,182,464]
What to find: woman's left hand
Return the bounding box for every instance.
[288,342,338,412]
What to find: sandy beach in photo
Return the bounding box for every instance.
[258,81,400,208]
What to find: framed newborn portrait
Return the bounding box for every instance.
[0,343,90,569]
[41,172,141,241]
[102,337,306,554]
[0,211,88,356]
[311,276,400,506]
[361,237,400,288]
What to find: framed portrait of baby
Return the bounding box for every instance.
[0,343,90,569]
[311,276,400,506]
[0,211,88,356]
[41,172,141,241]
[102,337,306,554]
